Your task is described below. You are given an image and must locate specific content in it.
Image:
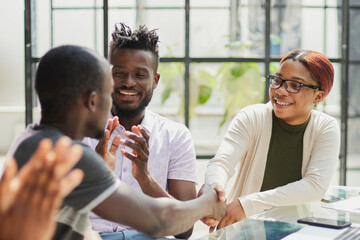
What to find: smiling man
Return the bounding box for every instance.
[84,23,197,240]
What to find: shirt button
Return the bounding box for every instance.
[123,168,127,172]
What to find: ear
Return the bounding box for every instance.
[153,73,160,89]
[314,90,325,105]
[86,91,98,112]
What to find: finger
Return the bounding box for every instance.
[203,218,218,227]
[106,119,113,132]
[53,144,83,179]
[216,217,231,230]
[120,150,142,164]
[137,125,149,144]
[53,136,72,166]
[119,139,142,156]
[109,135,121,155]
[16,139,53,184]
[209,226,216,233]
[0,158,19,213]
[58,169,84,200]
[108,117,119,136]
[25,138,53,170]
[214,186,226,202]
[131,125,141,136]
[1,158,18,184]
[113,116,119,128]
[124,131,147,150]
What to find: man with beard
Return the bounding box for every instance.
[83,23,198,239]
[8,45,225,240]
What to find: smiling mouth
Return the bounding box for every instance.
[275,99,292,106]
[118,90,138,96]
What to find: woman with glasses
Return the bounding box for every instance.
[204,49,340,230]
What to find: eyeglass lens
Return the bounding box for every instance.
[269,76,301,93]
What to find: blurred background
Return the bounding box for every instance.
[0,0,359,187]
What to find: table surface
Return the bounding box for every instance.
[196,185,360,240]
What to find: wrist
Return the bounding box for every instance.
[134,170,152,185]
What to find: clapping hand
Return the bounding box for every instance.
[95,116,121,170]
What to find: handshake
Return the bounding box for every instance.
[198,185,246,232]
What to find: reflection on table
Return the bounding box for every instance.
[196,186,360,240]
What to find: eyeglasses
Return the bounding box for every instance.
[267,74,319,93]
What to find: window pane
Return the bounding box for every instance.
[53,10,103,54]
[231,2,265,58]
[146,10,185,58]
[148,62,185,123]
[325,8,342,58]
[108,9,136,44]
[347,118,360,187]
[301,0,325,6]
[52,0,102,8]
[190,9,230,57]
[146,0,184,7]
[270,1,302,57]
[34,0,51,57]
[318,63,341,117]
[349,64,360,116]
[190,0,230,7]
[350,0,360,7]
[109,0,136,7]
[349,9,360,61]
[109,9,184,58]
[189,62,265,155]
[0,0,26,153]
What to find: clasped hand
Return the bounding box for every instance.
[200,185,246,232]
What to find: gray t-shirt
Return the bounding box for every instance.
[13,124,118,240]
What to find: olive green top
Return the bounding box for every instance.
[260,111,310,192]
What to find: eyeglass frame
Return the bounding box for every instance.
[267,74,320,93]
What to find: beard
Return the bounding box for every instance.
[111,89,153,119]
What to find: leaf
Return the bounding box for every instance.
[198,70,217,88]
[198,85,212,104]
[161,87,173,104]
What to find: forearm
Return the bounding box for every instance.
[136,174,173,198]
[240,175,332,217]
[150,195,214,237]
[93,183,219,238]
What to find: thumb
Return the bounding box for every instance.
[214,185,226,202]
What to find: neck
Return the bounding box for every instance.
[40,116,85,140]
[115,111,145,131]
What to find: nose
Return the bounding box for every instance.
[274,82,289,95]
[121,74,136,88]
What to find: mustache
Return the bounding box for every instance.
[114,87,138,92]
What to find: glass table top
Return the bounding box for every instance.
[195,186,360,240]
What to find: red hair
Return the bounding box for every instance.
[280,49,334,97]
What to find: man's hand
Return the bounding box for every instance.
[216,199,246,230]
[119,125,150,180]
[199,185,226,232]
[0,137,84,240]
[95,117,121,170]
[197,184,226,229]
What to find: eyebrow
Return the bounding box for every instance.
[111,65,150,73]
[276,73,305,83]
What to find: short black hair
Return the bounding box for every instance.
[109,22,160,72]
[35,45,107,118]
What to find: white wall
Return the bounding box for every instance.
[0,0,26,154]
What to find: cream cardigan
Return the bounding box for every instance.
[205,102,340,217]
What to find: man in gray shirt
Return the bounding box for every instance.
[10,45,225,240]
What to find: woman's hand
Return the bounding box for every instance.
[217,199,246,229]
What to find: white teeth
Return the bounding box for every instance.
[119,90,137,96]
[276,100,291,106]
